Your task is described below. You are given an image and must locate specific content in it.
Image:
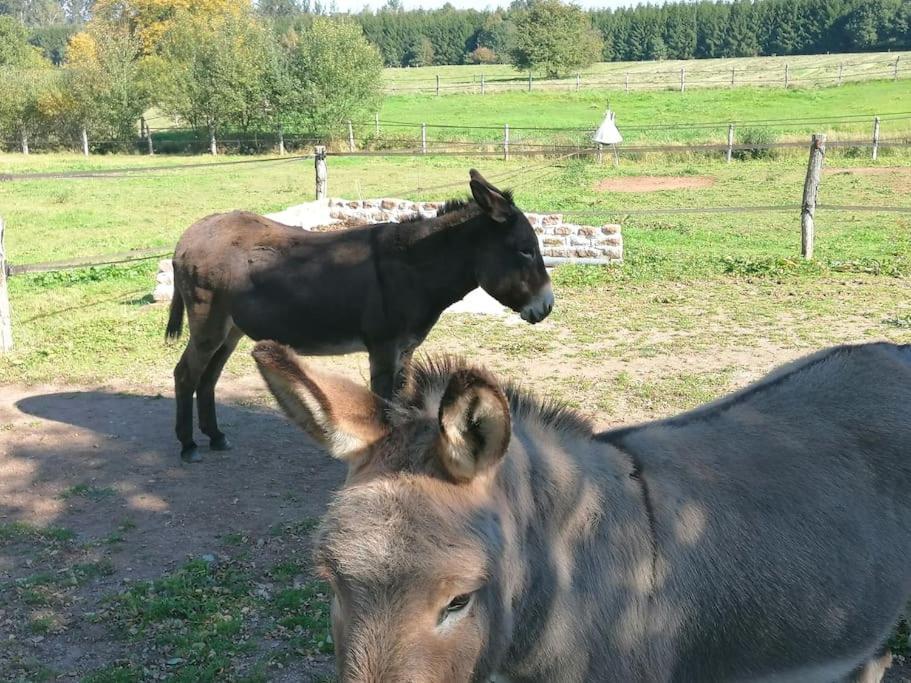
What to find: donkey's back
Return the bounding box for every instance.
[604,343,911,682]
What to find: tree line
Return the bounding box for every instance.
[347,0,908,67]
[6,1,911,70]
[0,1,382,152]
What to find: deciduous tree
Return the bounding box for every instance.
[509,0,602,78]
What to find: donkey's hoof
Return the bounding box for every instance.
[209,435,232,452]
[180,445,202,463]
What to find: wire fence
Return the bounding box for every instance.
[4,135,910,184]
[5,103,911,158]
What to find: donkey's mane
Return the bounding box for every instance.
[396,355,592,436]
[400,189,516,224]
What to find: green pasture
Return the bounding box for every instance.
[0,149,909,389]
[373,80,911,146]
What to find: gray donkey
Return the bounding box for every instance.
[252,340,911,683]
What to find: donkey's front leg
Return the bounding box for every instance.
[393,347,416,397]
[368,342,415,401]
[367,343,398,401]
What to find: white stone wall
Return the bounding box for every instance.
[326,198,623,262]
[153,199,622,303]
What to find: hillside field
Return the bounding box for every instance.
[383,50,911,92]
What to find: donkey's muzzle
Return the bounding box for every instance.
[521,285,554,324]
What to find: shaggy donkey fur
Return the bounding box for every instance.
[254,341,911,683]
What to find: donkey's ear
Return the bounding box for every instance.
[252,341,388,460]
[469,169,512,223]
[437,368,511,483]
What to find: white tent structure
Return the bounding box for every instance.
[592,109,622,164]
[593,109,623,145]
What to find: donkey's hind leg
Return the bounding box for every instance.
[197,326,244,452]
[174,331,227,463]
[847,650,892,683]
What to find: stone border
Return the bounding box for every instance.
[326,198,623,262]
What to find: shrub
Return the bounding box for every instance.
[733,127,778,160]
[466,46,498,64]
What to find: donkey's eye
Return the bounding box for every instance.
[445,593,472,613]
[519,249,535,260]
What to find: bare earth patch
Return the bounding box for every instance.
[595,175,716,193]
[825,166,911,192]
[0,377,340,681]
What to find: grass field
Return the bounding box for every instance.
[1,75,911,680]
[374,80,911,147]
[383,50,911,92]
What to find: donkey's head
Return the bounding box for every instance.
[253,342,517,682]
[468,169,553,324]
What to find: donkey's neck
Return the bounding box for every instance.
[384,211,486,309]
[494,428,655,677]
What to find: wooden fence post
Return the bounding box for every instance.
[147,131,154,155]
[21,131,28,155]
[347,120,355,152]
[480,73,485,94]
[894,56,901,80]
[421,123,427,154]
[726,123,735,163]
[838,63,844,86]
[278,123,285,156]
[314,146,327,200]
[576,73,581,91]
[680,67,686,92]
[625,73,630,93]
[731,67,735,86]
[375,112,380,136]
[0,217,11,353]
[528,72,532,92]
[503,123,509,161]
[139,116,146,138]
[784,63,790,88]
[872,116,881,161]
[81,126,89,156]
[435,74,440,96]
[801,134,826,260]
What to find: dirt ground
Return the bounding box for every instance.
[595,175,716,192]
[825,166,911,192]
[1,374,909,681]
[0,377,341,681]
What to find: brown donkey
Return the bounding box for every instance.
[166,170,553,462]
[253,341,911,682]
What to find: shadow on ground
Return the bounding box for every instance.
[0,384,344,681]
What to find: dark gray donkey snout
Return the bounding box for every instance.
[521,284,554,324]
